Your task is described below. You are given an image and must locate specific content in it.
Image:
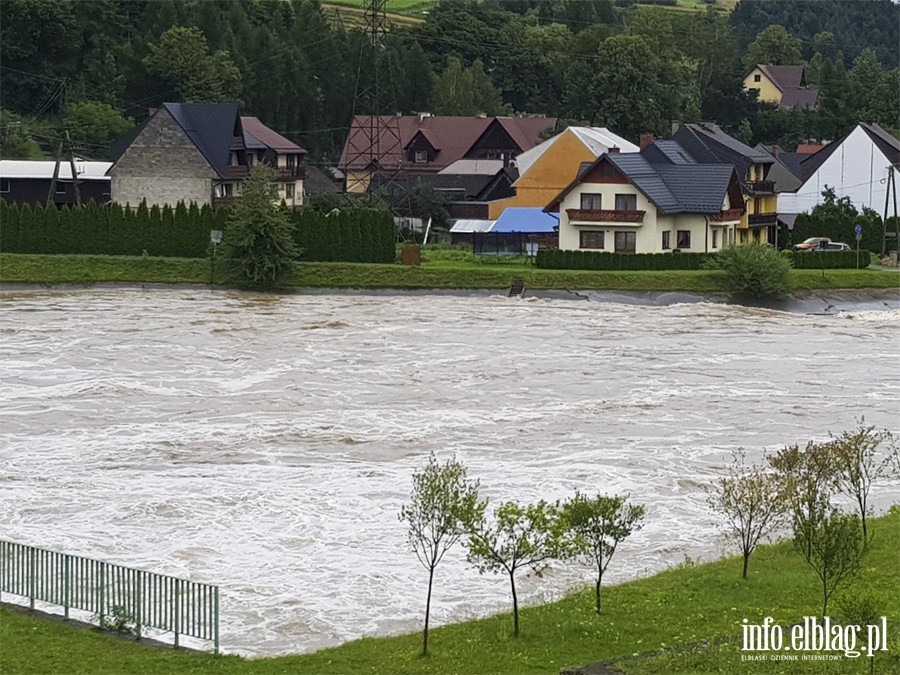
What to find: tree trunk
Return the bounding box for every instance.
[510,571,519,637]
[423,566,434,655]
[822,578,828,618]
[742,551,749,580]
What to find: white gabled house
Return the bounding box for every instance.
[545,142,745,254]
[778,123,900,216]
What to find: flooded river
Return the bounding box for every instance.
[1,288,898,656]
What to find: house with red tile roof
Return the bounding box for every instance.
[337,114,556,193]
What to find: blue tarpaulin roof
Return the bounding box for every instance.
[491,207,558,233]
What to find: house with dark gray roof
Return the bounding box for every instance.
[744,65,820,110]
[778,122,900,217]
[545,143,744,254]
[110,103,307,208]
[671,123,779,245]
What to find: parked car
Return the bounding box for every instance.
[820,242,851,251]
[797,241,851,252]
[793,237,831,251]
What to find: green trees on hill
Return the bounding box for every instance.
[2,0,898,163]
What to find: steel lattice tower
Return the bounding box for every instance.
[345,0,404,197]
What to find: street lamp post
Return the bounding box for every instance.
[210,230,222,285]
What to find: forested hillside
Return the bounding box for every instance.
[1,0,897,166]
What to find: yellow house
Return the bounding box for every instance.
[672,123,779,245]
[487,127,638,219]
[744,65,819,110]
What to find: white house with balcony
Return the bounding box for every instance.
[545,144,745,254]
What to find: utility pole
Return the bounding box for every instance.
[46,130,82,208]
[881,163,899,259]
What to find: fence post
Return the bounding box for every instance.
[173,578,180,649]
[134,569,142,641]
[98,560,106,629]
[214,585,220,654]
[29,546,36,610]
[64,555,70,620]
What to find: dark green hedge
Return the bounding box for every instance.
[536,249,716,270]
[783,249,871,269]
[0,200,395,263]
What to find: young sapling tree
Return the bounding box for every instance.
[827,423,893,538]
[399,454,481,656]
[465,500,569,637]
[793,509,868,617]
[708,450,787,579]
[561,492,644,613]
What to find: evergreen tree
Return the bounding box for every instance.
[222,164,299,287]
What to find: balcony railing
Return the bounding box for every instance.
[745,180,775,195]
[748,212,777,227]
[566,208,645,223]
[710,208,745,222]
[275,166,305,180]
[224,165,249,180]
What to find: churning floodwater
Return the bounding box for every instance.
[1,287,898,657]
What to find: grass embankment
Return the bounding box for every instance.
[2,511,898,675]
[1,253,898,293]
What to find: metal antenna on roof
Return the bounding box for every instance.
[346,0,413,242]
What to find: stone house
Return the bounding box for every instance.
[109,103,305,208]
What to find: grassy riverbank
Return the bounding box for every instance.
[1,253,898,293]
[2,510,898,675]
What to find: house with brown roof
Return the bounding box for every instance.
[241,116,306,207]
[743,65,820,110]
[337,113,555,193]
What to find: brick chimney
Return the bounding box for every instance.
[609,146,620,154]
[640,133,654,149]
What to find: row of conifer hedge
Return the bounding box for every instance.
[536,247,871,270]
[784,249,871,269]
[0,200,396,264]
[536,249,716,270]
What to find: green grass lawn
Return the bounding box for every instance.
[1,253,898,294]
[2,510,898,674]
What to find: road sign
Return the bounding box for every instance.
[854,224,862,234]
[856,232,863,241]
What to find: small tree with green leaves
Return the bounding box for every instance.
[827,423,894,539]
[768,440,838,549]
[561,492,644,613]
[707,450,787,579]
[465,500,569,637]
[704,243,792,299]
[793,509,868,617]
[223,164,300,288]
[399,454,482,656]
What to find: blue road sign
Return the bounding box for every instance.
[854,224,863,234]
